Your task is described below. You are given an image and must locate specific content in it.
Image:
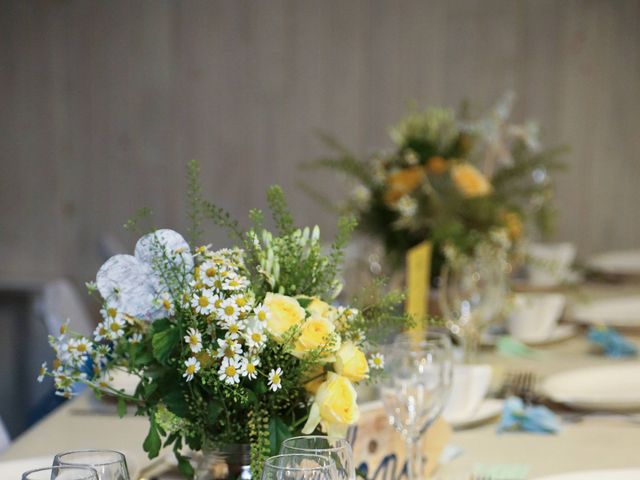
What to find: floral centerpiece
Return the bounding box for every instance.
[307,93,566,278]
[39,162,410,478]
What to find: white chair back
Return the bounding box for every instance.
[40,279,94,338]
[0,416,10,452]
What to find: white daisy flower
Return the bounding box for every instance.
[395,195,418,218]
[348,329,366,344]
[71,337,93,356]
[268,367,283,392]
[191,289,215,315]
[218,357,241,385]
[253,304,270,324]
[106,317,126,339]
[231,293,252,313]
[183,357,201,382]
[200,261,218,287]
[369,353,385,369]
[219,298,240,322]
[93,322,110,342]
[184,327,203,353]
[244,328,266,350]
[130,332,143,343]
[240,356,260,380]
[55,388,75,399]
[158,292,175,316]
[100,305,120,322]
[223,273,247,291]
[215,338,242,361]
[37,362,47,382]
[223,318,245,340]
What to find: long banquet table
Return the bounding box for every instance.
[3,284,640,478]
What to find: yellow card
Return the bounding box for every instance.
[405,241,432,332]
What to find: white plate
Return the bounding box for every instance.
[0,456,56,477]
[541,363,640,411]
[523,324,577,346]
[535,468,640,479]
[570,296,640,327]
[587,249,640,276]
[447,399,503,429]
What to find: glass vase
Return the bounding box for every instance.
[194,444,252,480]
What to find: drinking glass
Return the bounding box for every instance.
[22,466,99,480]
[379,332,453,480]
[439,253,507,362]
[280,436,354,480]
[261,453,338,480]
[54,449,130,480]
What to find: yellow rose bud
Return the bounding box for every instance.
[302,372,360,438]
[306,297,332,319]
[451,162,492,198]
[263,293,306,342]
[303,365,326,395]
[334,342,369,382]
[292,315,340,360]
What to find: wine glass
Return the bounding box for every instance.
[439,253,507,362]
[280,436,355,480]
[22,466,99,480]
[53,449,130,480]
[261,453,338,480]
[379,332,452,480]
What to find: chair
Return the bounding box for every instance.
[39,279,94,338]
[0,416,10,452]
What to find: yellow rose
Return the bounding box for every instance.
[306,297,332,319]
[426,155,448,175]
[292,315,340,360]
[451,163,492,198]
[302,372,359,438]
[263,293,306,342]
[383,166,426,204]
[333,342,369,382]
[303,365,326,395]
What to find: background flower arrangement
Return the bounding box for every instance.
[306,93,566,278]
[39,161,411,478]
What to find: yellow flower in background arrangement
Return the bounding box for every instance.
[426,155,448,175]
[263,293,306,341]
[333,342,369,382]
[451,162,492,198]
[292,315,339,360]
[383,166,425,205]
[502,211,523,240]
[302,371,359,438]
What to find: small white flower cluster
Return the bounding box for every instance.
[182,247,274,387]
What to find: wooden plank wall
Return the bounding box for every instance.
[1,0,639,286]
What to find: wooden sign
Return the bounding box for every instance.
[349,401,451,479]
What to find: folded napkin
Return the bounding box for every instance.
[497,396,560,434]
[588,327,638,357]
[496,336,539,358]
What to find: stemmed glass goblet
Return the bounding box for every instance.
[22,466,99,480]
[53,449,130,480]
[261,453,338,480]
[280,435,354,480]
[379,332,452,480]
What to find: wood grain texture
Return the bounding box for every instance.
[1,0,639,287]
